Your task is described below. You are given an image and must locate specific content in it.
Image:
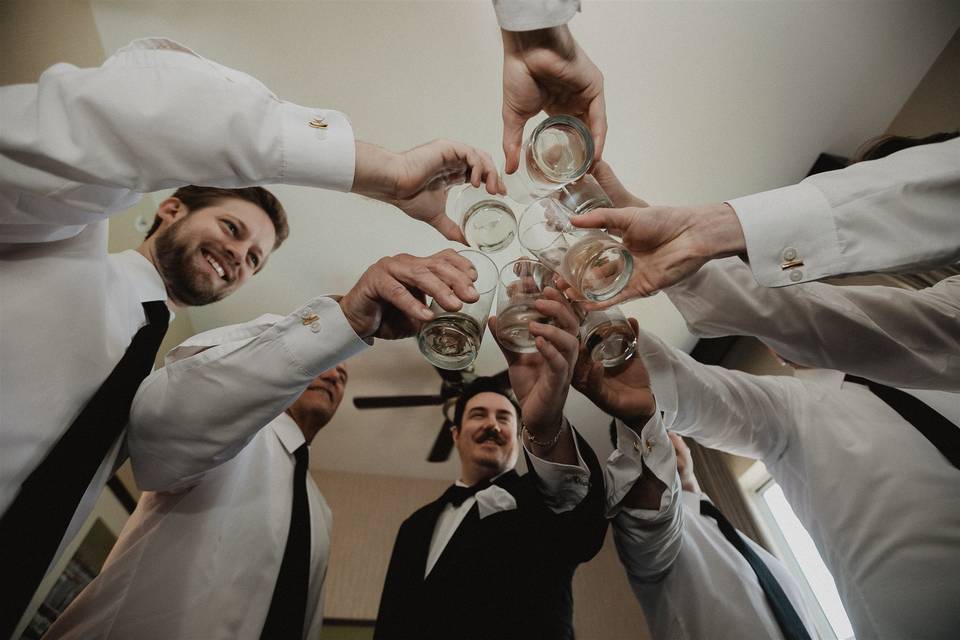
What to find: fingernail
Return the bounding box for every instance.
[467,285,478,297]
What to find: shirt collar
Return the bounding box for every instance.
[112,250,168,303]
[271,412,307,455]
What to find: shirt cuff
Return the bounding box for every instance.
[524,418,590,513]
[281,296,370,376]
[604,412,675,518]
[279,102,356,191]
[729,181,842,287]
[493,0,580,31]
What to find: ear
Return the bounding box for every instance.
[450,423,461,444]
[154,197,188,229]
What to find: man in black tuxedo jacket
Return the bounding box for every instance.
[375,288,607,640]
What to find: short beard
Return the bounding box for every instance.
[154,218,225,307]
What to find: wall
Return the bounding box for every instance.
[314,468,650,640]
[887,27,960,136]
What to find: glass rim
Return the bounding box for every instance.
[456,248,499,295]
[530,115,594,184]
[518,197,576,253]
[497,256,559,285]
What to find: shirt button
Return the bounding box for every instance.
[782,247,798,262]
[789,270,803,282]
[633,440,641,452]
[310,321,322,333]
[645,438,654,453]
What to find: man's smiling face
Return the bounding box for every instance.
[154,197,276,306]
[452,391,519,477]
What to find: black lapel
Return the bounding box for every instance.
[405,498,447,583]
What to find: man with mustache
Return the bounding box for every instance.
[44,364,352,640]
[375,289,608,640]
[0,37,500,634]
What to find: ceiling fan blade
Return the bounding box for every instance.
[352,395,444,409]
[427,419,455,463]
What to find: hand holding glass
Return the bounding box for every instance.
[519,198,633,302]
[417,250,498,370]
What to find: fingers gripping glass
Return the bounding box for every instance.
[503,115,594,203]
[519,198,633,302]
[495,258,560,354]
[417,250,498,370]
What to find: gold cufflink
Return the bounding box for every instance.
[308,117,327,129]
[301,314,319,325]
[780,258,804,270]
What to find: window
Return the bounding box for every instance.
[740,462,856,640]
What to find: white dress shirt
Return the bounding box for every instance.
[667,257,960,391]
[728,136,960,287]
[425,424,591,577]
[1,36,356,574]
[637,330,960,640]
[492,0,580,31]
[129,301,369,492]
[44,413,333,640]
[606,416,820,640]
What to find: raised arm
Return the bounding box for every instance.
[1,38,502,243]
[668,257,960,391]
[129,250,481,491]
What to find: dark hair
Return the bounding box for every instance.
[855,131,958,163]
[145,185,290,249]
[453,376,521,429]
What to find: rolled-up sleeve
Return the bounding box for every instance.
[492,0,580,31]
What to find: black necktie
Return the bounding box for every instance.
[700,500,811,640]
[439,480,492,508]
[261,443,312,640]
[0,300,169,637]
[844,375,959,470]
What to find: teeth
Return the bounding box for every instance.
[205,254,225,278]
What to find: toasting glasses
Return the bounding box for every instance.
[518,198,633,302]
[417,250,499,370]
[577,305,637,368]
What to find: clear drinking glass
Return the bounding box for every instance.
[518,198,633,302]
[503,115,594,204]
[417,250,499,370]
[495,258,559,354]
[553,174,613,215]
[447,185,518,253]
[577,305,637,368]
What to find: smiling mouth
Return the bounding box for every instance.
[202,249,227,280]
[308,386,334,402]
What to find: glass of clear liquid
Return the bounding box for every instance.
[553,174,613,215]
[447,185,518,253]
[417,250,499,370]
[519,198,633,302]
[577,305,637,368]
[495,258,560,353]
[503,115,594,204]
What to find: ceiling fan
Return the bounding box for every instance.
[352,366,510,462]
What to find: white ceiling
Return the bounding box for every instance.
[92,1,960,479]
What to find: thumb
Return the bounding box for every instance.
[431,214,468,245]
[592,161,647,208]
[502,110,526,175]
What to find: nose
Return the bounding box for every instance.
[317,369,341,386]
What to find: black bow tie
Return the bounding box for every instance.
[440,480,492,507]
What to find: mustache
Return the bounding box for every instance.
[476,427,506,445]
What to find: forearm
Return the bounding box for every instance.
[611,473,684,583]
[669,259,960,391]
[128,298,368,491]
[350,141,401,201]
[636,330,794,462]
[524,421,591,514]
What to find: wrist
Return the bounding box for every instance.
[337,295,378,340]
[692,202,747,260]
[502,25,575,59]
[351,141,401,201]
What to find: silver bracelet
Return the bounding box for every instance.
[521,419,566,451]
